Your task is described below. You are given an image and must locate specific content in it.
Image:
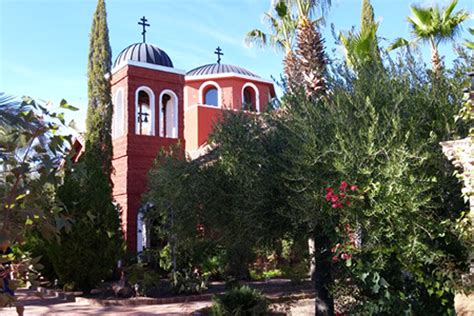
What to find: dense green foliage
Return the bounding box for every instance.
[211,286,269,316]
[145,47,472,313]
[279,50,471,314]
[340,0,381,69]
[0,95,74,307]
[145,115,289,280]
[44,0,122,292]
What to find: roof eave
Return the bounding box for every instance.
[111,60,186,76]
[185,72,273,84]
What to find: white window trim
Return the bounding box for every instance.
[113,87,125,138]
[198,81,222,108]
[135,86,156,136]
[241,82,260,113]
[159,89,179,139]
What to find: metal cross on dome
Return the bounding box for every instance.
[214,46,224,64]
[138,16,150,43]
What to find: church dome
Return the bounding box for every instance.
[113,42,173,69]
[186,63,260,78]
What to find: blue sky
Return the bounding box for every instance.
[1,0,472,131]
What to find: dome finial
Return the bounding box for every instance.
[214,46,224,64]
[138,16,150,43]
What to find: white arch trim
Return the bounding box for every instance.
[135,86,156,136]
[198,80,222,108]
[241,82,260,113]
[113,87,125,138]
[159,89,179,138]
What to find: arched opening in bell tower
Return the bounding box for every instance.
[159,90,178,138]
[135,87,155,135]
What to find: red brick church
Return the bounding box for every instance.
[99,18,276,251]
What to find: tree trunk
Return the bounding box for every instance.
[431,47,443,77]
[308,237,316,279]
[312,230,334,316]
[283,51,302,94]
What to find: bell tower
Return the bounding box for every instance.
[110,19,185,251]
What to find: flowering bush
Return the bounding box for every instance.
[324,182,360,265]
[324,181,358,209]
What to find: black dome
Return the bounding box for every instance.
[113,42,173,69]
[186,63,260,78]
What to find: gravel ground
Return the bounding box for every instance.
[3,290,471,315]
[1,289,315,316]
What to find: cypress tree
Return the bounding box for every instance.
[46,0,123,292]
[86,0,113,176]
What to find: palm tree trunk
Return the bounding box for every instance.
[430,39,443,76]
[312,229,335,316]
[283,50,301,93]
[296,17,327,100]
[308,237,316,279]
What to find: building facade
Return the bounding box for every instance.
[108,41,275,251]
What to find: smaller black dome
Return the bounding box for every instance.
[113,42,173,69]
[186,63,260,78]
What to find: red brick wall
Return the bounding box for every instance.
[184,76,275,151]
[110,66,276,250]
[111,65,185,252]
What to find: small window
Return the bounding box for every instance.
[243,86,256,111]
[137,90,152,135]
[113,90,124,138]
[204,87,218,106]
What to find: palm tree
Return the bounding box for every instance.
[288,0,331,98]
[245,1,299,91]
[340,0,381,69]
[246,0,330,97]
[340,23,380,69]
[388,0,469,75]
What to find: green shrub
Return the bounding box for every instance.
[202,252,227,280]
[211,286,268,316]
[250,269,282,281]
[126,263,161,296]
[282,261,308,285]
[262,269,282,279]
[171,270,208,295]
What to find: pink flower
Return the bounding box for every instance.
[340,181,348,191]
[325,192,333,201]
[331,195,339,203]
[345,198,351,206]
[350,185,358,191]
[332,256,338,263]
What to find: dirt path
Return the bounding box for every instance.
[1,289,211,315]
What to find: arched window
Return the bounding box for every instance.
[198,81,221,107]
[242,83,259,112]
[159,90,178,138]
[112,89,124,138]
[136,90,153,135]
[204,87,218,106]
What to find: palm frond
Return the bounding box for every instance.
[245,29,268,48]
[387,37,411,52]
[442,0,458,22]
[409,5,433,30]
